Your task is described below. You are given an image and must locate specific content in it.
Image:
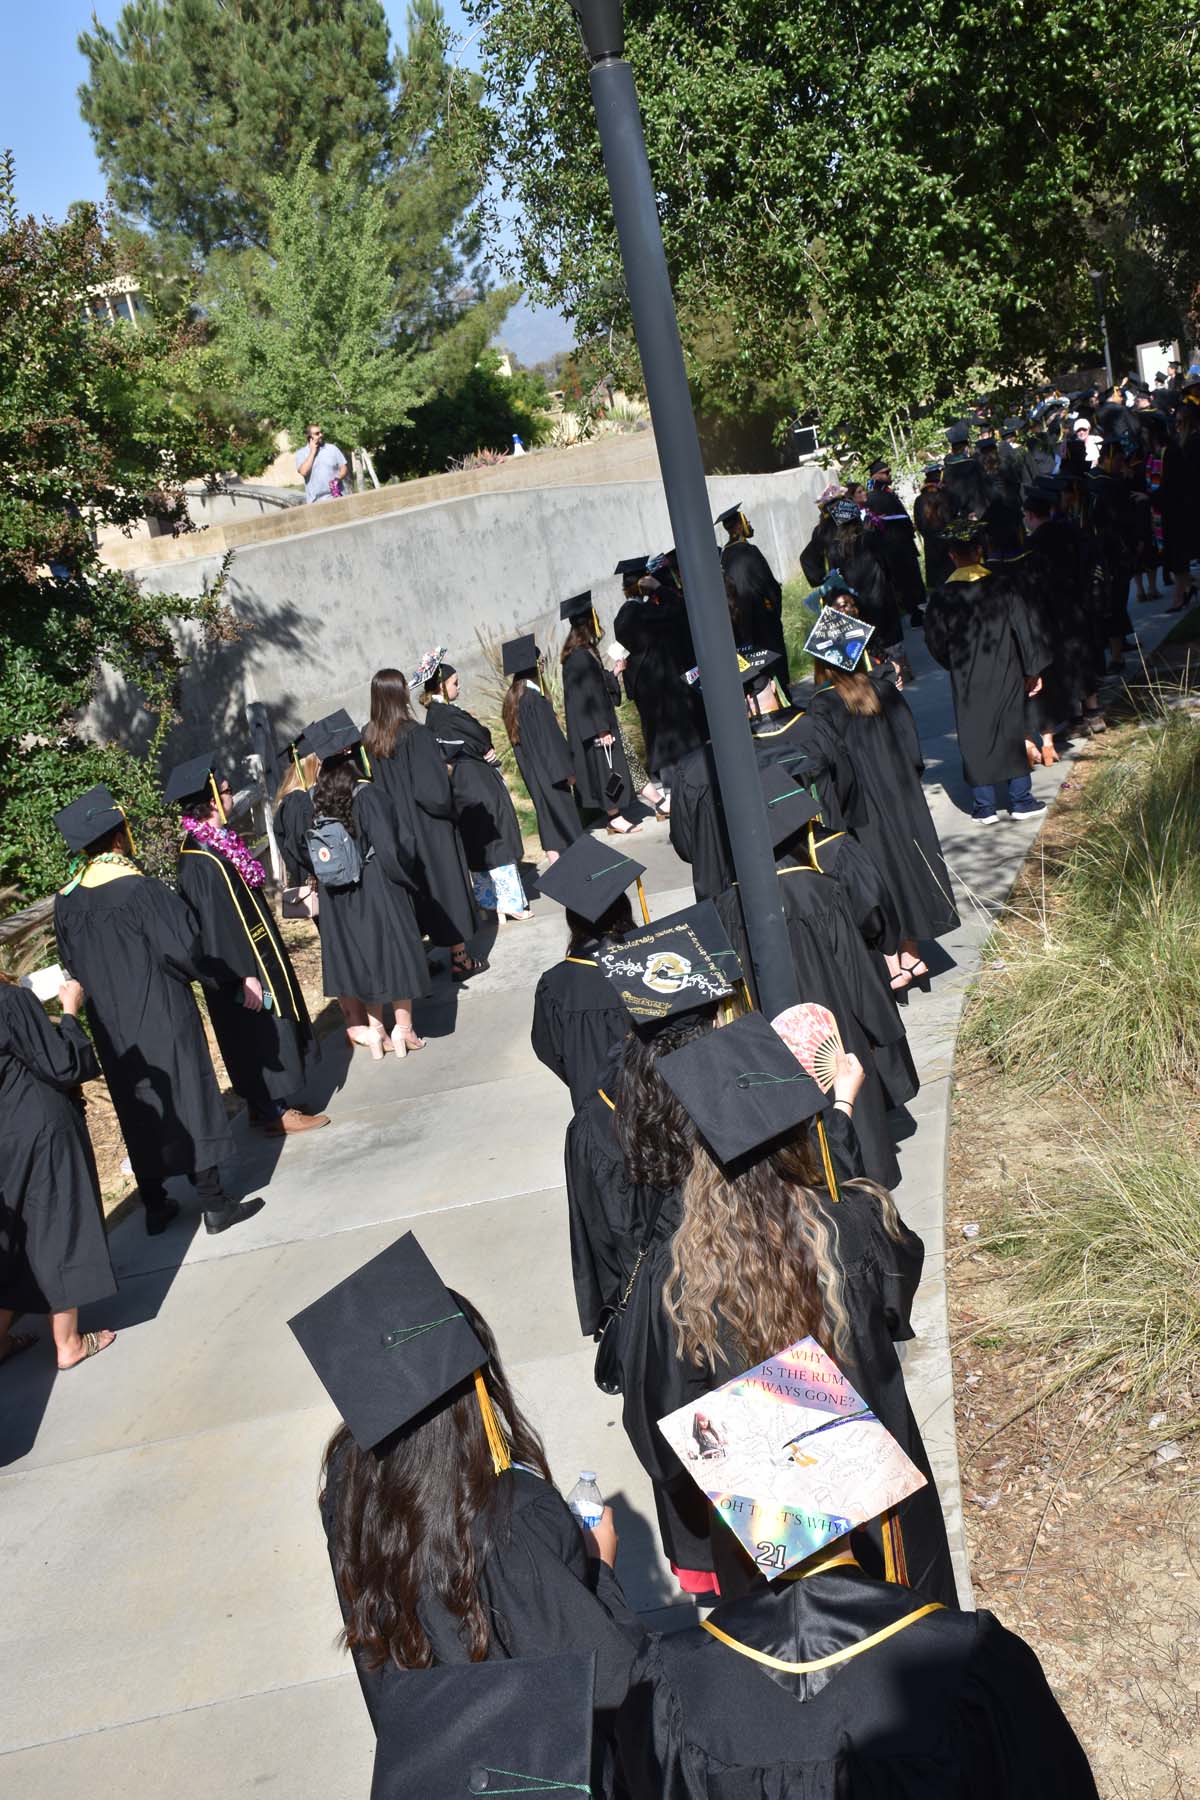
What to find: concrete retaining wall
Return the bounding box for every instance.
[92,462,829,767]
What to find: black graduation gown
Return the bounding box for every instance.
[314,783,429,1003]
[369,724,479,945]
[1018,518,1097,717]
[808,828,902,956]
[562,649,634,814]
[799,517,835,588]
[320,1452,643,1737]
[843,538,905,650]
[512,684,582,854]
[914,492,953,590]
[614,591,703,774]
[424,700,524,871]
[941,451,989,519]
[923,567,1050,788]
[715,874,916,1190]
[531,947,631,1110]
[806,677,960,942]
[177,835,313,1113]
[722,540,789,681]
[0,985,117,1314]
[54,873,234,1186]
[618,1566,1098,1799]
[868,489,926,614]
[275,788,315,887]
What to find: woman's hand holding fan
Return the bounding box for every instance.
[771,1003,845,1092]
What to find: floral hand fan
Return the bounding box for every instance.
[772,1003,844,1093]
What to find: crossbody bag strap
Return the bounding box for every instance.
[617,1187,671,1310]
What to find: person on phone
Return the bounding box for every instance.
[295,423,348,503]
[289,1233,643,1769]
[0,972,117,1371]
[166,754,327,1138]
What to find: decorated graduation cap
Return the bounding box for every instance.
[656,1336,926,1580]
[828,497,862,525]
[600,899,741,1024]
[816,482,846,508]
[759,765,823,850]
[502,634,541,677]
[53,783,129,853]
[369,1654,596,1800]
[941,515,987,546]
[804,604,875,673]
[560,590,601,637]
[287,1231,509,1464]
[303,709,363,765]
[614,554,650,580]
[412,645,453,691]
[163,750,225,819]
[657,1008,829,1167]
[536,831,649,926]
[684,648,781,694]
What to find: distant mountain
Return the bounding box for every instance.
[493,293,576,366]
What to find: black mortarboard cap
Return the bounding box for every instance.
[285,722,318,761]
[1002,416,1023,435]
[714,502,744,526]
[303,709,362,765]
[760,764,823,849]
[867,457,890,477]
[657,1010,829,1167]
[502,635,540,677]
[614,555,650,578]
[738,648,781,689]
[287,1232,485,1451]
[163,751,218,807]
[52,784,127,852]
[536,831,645,924]
[923,463,943,478]
[560,590,595,622]
[945,421,971,445]
[369,1654,596,1800]
[600,899,740,1023]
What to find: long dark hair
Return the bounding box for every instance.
[613,1009,715,1190]
[321,1293,552,1673]
[364,668,417,760]
[312,756,362,838]
[502,676,526,748]
[828,519,863,566]
[560,621,599,663]
[566,894,635,956]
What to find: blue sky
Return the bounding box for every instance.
[0,0,573,361]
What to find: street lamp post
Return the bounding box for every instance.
[569,0,800,1019]
[1089,269,1115,392]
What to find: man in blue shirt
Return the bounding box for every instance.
[295,424,349,503]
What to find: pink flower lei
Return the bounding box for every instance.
[182,815,267,888]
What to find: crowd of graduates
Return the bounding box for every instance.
[4,367,1197,1794]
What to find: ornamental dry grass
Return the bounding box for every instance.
[965,707,1200,1095]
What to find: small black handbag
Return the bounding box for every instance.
[592,1189,669,1396]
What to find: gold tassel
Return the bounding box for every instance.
[118,805,138,857]
[209,773,227,826]
[636,877,650,925]
[816,1115,840,1202]
[474,1369,511,1475]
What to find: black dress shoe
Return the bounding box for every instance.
[203,1197,266,1235]
[145,1199,181,1236]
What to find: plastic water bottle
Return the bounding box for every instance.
[566,1471,604,1530]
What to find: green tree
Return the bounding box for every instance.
[462,0,1199,451]
[0,160,251,902]
[378,349,551,477]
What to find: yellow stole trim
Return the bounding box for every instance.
[180,847,302,1021]
[566,955,599,967]
[946,565,990,583]
[701,1602,944,1673]
[752,711,805,739]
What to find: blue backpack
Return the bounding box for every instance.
[305,815,366,888]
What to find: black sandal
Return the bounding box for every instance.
[451,949,488,981]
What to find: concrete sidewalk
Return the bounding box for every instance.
[0,590,1181,1796]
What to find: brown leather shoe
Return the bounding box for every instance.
[261,1108,330,1135]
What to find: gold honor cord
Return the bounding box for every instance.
[597,1088,616,1111]
[701,1602,944,1674]
[474,1369,512,1476]
[881,1506,910,1586]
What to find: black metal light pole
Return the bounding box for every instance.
[1089,269,1115,392]
[570,0,799,1019]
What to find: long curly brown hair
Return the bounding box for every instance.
[664,1138,901,1372]
[320,1294,551,1673]
[613,1010,715,1190]
[311,756,362,839]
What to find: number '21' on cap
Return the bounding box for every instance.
[287,1231,488,1452]
[369,1653,596,1800]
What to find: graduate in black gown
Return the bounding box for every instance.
[717,503,790,684]
[273,742,319,887]
[501,635,582,860]
[531,835,646,1107]
[305,713,430,1059]
[560,593,640,836]
[618,1436,1095,1797]
[52,786,262,1238]
[612,556,703,798]
[924,519,1052,823]
[1019,480,1103,735]
[914,465,954,591]
[823,500,905,657]
[865,461,926,624]
[798,484,846,588]
[714,774,916,1191]
[0,973,117,1371]
[166,753,325,1138]
[805,615,959,996]
[420,655,531,922]
[364,668,484,981]
[941,422,990,517]
[288,1232,643,1784]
